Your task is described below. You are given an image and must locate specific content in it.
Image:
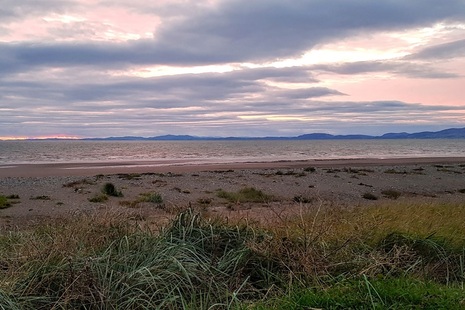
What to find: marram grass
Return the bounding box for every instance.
[0,201,464,309]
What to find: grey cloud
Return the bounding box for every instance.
[314,60,460,79]
[0,65,315,109]
[158,0,465,63]
[3,0,465,69]
[276,87,346,99]
[407,39,465,60]
[0,0,74,22]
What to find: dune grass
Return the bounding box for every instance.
[0,196,11,209]
[217,187,274,203]
[0,201,464,309]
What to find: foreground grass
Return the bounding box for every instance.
[0,201,464,309]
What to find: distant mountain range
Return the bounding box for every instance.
[82,127,465,141]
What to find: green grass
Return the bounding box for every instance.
[253,278,465,309]
[0,196,11,209]
[138,192,163,204]
[0,201,464,309]
[217,187,274,203]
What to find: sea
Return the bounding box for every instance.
[0,139,464,166]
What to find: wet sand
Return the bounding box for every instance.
[2,157,465,178]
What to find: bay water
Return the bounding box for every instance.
[0,139,464,165]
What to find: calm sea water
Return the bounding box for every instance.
[0,139,464,165]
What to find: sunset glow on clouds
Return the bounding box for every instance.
[1,0,465,138]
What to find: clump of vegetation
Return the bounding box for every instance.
[5,194,19,199]
[343,167,375,174]
[217,187,274,203]
[88,194,108,203]
[30,195,51,200]
[293,195,314,204]
[0,196,12,209]
[325,168,341,173]
[437,168,462,174]
[102,182,123,197]
[381,189,402,199]
[458,189,465,194]
[304,166,316,172]
[63,179,95,188]
[139,192,163,204]
[197,198,212,205]
[117,173,142,180]
[362,192,378,200]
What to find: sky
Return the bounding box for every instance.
[1,0,465,139]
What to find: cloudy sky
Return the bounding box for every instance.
[1,0,465,139]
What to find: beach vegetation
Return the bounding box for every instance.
[381,189,402,199]
[197,198,212,205]
[304,166,316,172]
[88,194,108,203]
[458,189,465,194]
[102,182,123,197]
[362,192,378,200]
[0,196,11,209]
[5,194,19,199]
[343,167,375,174]
[62,178,95,188]
[0,201,464,308]
[117,173,142,180]
[293,195,314,204]
[138,192,163,204]
[30,195,51,200]
[217,187,274,203]
[437,168,463,174]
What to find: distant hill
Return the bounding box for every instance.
[79,127,465,141]
[380,127,465,139]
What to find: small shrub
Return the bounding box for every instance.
[88,194,108,203]
[381,189,402,200]
[217,187,274,203]
[362,192,378,200]
[30,195,51,200]
[384,169,406,174]
[458,189,465,194]
[63,179,95,188]
[117,173,142,180]
[0,196,11,209]
[197,198,212,205]
[102,183,123,197]
[6,194,20,199]
[119,200,138,208]
[293,195,314,204]
[304,167,316,172]
[139,192,163,204]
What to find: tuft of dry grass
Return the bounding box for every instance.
[217,187,275,203]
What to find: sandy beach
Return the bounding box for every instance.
[1,157,465,228]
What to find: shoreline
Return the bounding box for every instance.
[2,156,465,177]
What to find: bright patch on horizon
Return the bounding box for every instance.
[0,135,81,141]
